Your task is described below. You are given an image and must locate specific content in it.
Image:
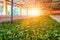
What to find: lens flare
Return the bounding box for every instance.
[28,8,42,16]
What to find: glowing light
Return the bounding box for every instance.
[28,9,32,15]
[32,8,39,16]
[28,8,41,16]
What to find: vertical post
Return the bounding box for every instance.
[26,6,28,16]
[35,0,36,8]
[4,0,8,15]
[20,5,22,16]
[11,0,13,24]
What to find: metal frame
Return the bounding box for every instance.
[11,0,13,24]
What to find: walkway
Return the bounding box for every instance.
[50,15,60,22]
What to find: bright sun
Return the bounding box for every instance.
[28,8,41,16]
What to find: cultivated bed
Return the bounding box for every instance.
[0,15,60,40]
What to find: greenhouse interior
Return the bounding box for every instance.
[0,0,60,40]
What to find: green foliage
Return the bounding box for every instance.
[0,15,60,40]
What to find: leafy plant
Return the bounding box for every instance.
[0,15,60,40]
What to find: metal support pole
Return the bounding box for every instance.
[11,0,13,24]
[20,5,22,16]
[34,0,36,8]
[4,0,8,16]
[26,7,28,16]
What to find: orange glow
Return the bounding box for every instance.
[28,8,42,16]
[31,8,40,16]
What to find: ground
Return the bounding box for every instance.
[0,15,60,40]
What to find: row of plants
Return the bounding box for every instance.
[0,15,60,40]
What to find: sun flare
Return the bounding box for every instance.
[28,8,42,16]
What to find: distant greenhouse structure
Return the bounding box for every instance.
[0,0,60,22]
[0,0,60,16]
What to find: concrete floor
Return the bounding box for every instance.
[0,15,60,22]
[50,15,60,22]
[0,15,35,22]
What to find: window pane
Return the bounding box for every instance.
[0,3,4,15]
[8,5,20,16]
[13,6,20,15]
[22,8,26,15]
[8,5,11,15]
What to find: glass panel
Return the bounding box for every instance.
[0,3,4,15]
[13,6,20,15]
[22,8,26,16]
[8,5,11,16]
[8,5,20,16]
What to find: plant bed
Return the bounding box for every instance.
[0,15,60,40]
